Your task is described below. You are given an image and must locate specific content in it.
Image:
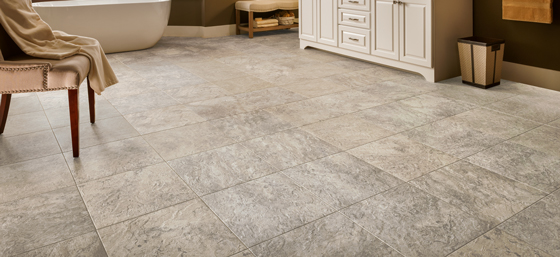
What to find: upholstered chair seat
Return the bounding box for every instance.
[0,24,95,157]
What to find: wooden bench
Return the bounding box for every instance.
[235,0,298,38]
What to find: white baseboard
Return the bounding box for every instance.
[502,62,560,91]
[163,25,238,38]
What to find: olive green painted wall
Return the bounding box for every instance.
[168,0,204,26]
[474,0,560,71]
[168,0,287,27]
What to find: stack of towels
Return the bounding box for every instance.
[253,18,278,28]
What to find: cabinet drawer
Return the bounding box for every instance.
[339,0,370,11]
[338,25,370,54]
[338,9,370,29]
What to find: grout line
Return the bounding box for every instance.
[444,188,559,256]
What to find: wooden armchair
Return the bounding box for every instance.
[0,24,94,157]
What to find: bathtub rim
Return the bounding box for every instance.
[32,0,170,7]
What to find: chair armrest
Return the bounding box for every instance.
[0,62,53,94]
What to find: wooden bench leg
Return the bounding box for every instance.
[236,9,241,35]
[87,78,95,124]
[68,89,79,157]
[0,94,12,134]
[248,11,254,38]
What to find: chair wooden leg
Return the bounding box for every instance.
[248,11,254,39]
[68,89,79,157]
[236,9,241,35]
[87,78,95,124]
[0,94,12,134]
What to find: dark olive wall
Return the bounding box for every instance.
[474,0,560,71]
[168,0,286,27]
[204,0,238,26]
[168,0,204,26]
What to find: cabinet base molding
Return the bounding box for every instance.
[300,40,436,82]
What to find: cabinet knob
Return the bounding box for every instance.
[348,0,359,3]
[348,18,360,21]
[349,38,359,41]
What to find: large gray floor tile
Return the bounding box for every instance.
[65,137,163,184]
[54,116,139,152]
[186,96,249,120]
[164,82,230,104]
[102,79,160,100]
[348,134,458,181]
[499,190,560,256]
[467,141,560,193]
[124,104,206,135]
[302,113,393,150]
[357,80,427,102]
[431,79,516,105]
[79,163,196,228]
[0,130,61,166]
[98,199,246,257]
[240,129,340,171]
[2,111,51,137]
[234,87,306,112]
[16,232,108,257]
[341,184,491,257]
[358,102,437,133]
[405,118,504,158]
[323,71,384,89]
[281,78,350,98]
[211,110,293,142]
[202,173,335,246]
[169,143,278,196]
[283,153,402,209]
[0,155,73,204]
[213,76,275,95]
[510,125,560,158]
[108,91,180,115]
[143,121,235,160]
[397,93,476,119]
[448,108,541,139]
[8,95,42,116]
[314,89,387,112]
[250,212,402,257]
[549,119,560,128]
[231,250,256,257]
[411,161,546,225]
[449,228,553,257]
[129,63,209,90]
[44,98,122,129]
[486,94,560,123]
[179,60,249,82]
[0,187,95,256]
[265,98,345,127]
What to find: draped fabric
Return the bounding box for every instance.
[0,0,118,94]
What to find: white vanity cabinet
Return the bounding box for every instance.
[299,0,473,82]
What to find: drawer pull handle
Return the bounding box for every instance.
[349,38,359,41]
[348,18,360,21]
[348,0,359,3]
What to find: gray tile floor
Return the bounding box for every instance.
[2,29,560,257]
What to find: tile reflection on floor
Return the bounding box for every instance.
[2,29,560,256]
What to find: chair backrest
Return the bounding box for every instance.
[0,23,25,60]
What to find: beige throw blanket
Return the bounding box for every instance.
[0,0,118,94]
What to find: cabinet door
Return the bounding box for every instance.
[371,0,399,60]
[317,0,337,46]
[399,0,432,67]
[300,0,317,41]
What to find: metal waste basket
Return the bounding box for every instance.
[458,36,505,89]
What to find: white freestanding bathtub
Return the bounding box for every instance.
[33,0,171,53]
